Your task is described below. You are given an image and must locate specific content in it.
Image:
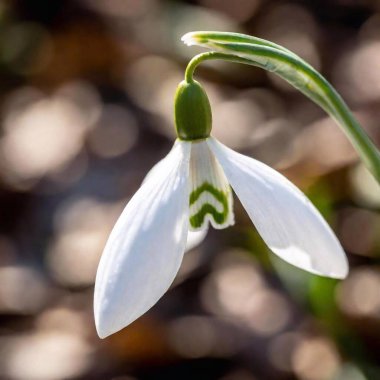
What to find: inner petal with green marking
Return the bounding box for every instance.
[189,140,234,231]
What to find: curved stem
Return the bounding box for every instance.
[185,52,253,83]
[185,50,380,183]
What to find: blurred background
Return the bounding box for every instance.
[0,0,379,379]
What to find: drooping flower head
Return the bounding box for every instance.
[94,67,348,339]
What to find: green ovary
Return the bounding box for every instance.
[189,182,230,229]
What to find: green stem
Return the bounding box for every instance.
[185,52,254,83]
[185,51,380,183]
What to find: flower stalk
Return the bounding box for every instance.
[182,31,380,184]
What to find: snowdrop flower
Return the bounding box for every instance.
[94,79,348,338]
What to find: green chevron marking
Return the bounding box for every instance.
[189,182,230,229]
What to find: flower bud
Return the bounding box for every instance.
[174,80,212,140]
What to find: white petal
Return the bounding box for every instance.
[143,146,209,251]
[94,141,191,338]
[208,137,348,279]
[142,142,179,185]
[189,140,234,230]
[186,227,208,252]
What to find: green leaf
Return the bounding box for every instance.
[182,31,380,184]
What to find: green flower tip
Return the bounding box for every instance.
[174,80,212,141]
